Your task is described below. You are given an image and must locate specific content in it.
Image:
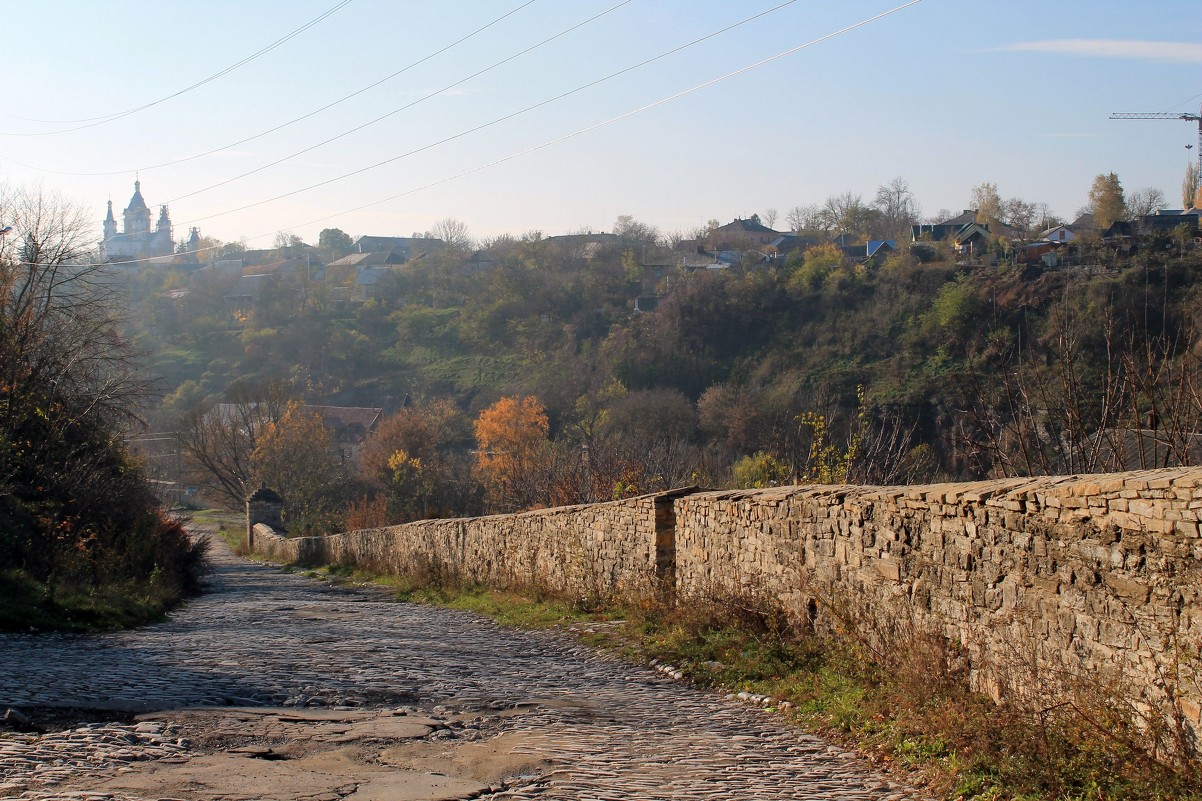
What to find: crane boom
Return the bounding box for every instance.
[1110,105,1202,171]
[1110,112,1200,121]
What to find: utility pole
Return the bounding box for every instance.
[1110,103,1202,172]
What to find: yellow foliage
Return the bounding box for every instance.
[797,386,865,485]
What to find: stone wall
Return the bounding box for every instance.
[673,470,1202,727]
[252,468,1202,729]
[251,491,688,600]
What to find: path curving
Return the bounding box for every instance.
[0,534,926,800]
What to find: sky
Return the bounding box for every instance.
[2,0,1200,250]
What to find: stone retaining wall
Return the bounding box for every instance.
[252,491,686,600]
[673,470,1202,727]
[254,468,1202,729]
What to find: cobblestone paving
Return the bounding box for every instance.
[0,539,926,800]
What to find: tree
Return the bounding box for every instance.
[873,177,921,238]
[251,402,344,535]
[427,218,472,251]
[971,182,1004,227]
[1127,187,1167,217]
[318,228,354,261]
[216,239,248,259]
[0,184,199,597]
[1087,173,1126,229]
[786,204,823,233]
[760,208,779,229]
[613,214,660,245]
[360,399,464,521]
[474,395,550,512]
[272,230,304,249]
[821,192,877,238]
[179,380,291,507]
[1002,198,1037,237]
[788,242,844,292]
[1184,163,1200,209]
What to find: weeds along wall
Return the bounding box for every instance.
[251,468,1202,731]
[673,469,1202,731]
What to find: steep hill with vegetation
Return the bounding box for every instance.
[122,223,1202,529]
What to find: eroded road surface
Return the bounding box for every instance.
[1,535,924,801]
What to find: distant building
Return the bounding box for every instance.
[353,235,445,262]
[101,180,181,263]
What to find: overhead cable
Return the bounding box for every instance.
[165,0,633,205]
[263,0,926,234]
[0,0,355,134]
[74,0,922,266]
[1,0,538,177]
[177,0,799,216]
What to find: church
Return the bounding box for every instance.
[101,179,198,263]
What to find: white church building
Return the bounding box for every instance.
[101,180,198,263]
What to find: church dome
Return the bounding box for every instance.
[126,180,148,212]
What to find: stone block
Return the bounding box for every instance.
[1103,575,1151,604]
[874,558,902,582]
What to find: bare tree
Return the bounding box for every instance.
[760,207,779,229]
[427,217,472,251]
[272,230,304,249]
[0,185,146,434]
[1002,198,1037,238]
[873,177,922,238]
[786,204,824,233]
[821,193,876,237]
[1127,187,1167,217]
[179,380,292,507]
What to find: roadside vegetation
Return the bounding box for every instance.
[0,185,207,632]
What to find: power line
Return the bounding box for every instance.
[74,0,922,265]
[0,0,538,178]
[0,0,355,135]
[269,0,925,236]
[165,0,633,206]
[179,0,801,221]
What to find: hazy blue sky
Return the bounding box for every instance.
[3,0,1200,248]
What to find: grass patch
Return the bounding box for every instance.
[0,568,185,632]
[285,565,1202,801]
[185,508,247,553]
[306,563,594,629]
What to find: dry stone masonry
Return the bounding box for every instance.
[256,468,1202,732]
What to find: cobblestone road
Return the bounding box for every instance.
[0,536,926,800]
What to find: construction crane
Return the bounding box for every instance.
[1110,104,1202,172]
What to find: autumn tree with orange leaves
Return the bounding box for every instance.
[474,395,550,512]
[252,401,346,535]
[358,399,471,522]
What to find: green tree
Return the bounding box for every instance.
[318,227,354,261]
[789,243,844,292]
[732,451,790,488]
[1087,172,1126,229]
